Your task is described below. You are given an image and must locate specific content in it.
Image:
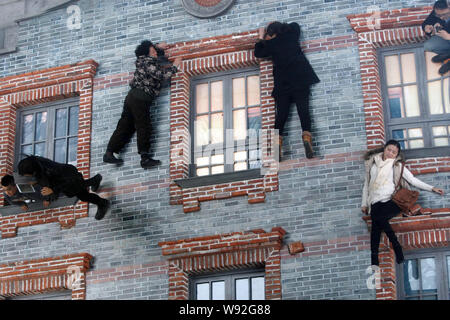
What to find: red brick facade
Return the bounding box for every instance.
[0,253,93,300]
[0,60,98,238]
[159,227,286,300]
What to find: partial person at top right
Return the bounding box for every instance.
[422,0,450,75]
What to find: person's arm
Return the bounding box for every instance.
[361,168,370,214]
[422,12,437,36]
[4,193,28,210]
[161,57,181,81]
[401,167,434,192]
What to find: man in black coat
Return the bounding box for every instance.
[254,21,320,159]
[422,0,450,74]
[18,156,109,220]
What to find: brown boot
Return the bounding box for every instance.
[302,131,314,159]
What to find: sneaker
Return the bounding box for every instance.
[103,152,123,165]
[90,174,102,193]
[141,157,161,169]
[95,199,110,220]
[431,53,450,63]
[438,60,450,75]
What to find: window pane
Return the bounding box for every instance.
[420,258,437,294]
[401,53,416,84]
[422,295,438,300]
[68,137,77,165]
[212,281,225,300]
[247,75,260,106]
[408,128,422,138]
[211,165,224,175]
[195,115,209,146]
[196,156,210,167]
[409,139,424,149]
[403,85,420,117]
[54,139,67,163]
[35,112,48,141]
[233,77,246,108]
[69,107,78,135]
[211,81,223,112]
[251,277,265,300]
[444,78,449,113]
[234,151,247,162]
[404,259,420,296]
[426,52,442,79]
[34,142,45,157]
[211,154,224,165]
[428,81,444,115]
[196,83,209,114]
[196,283,210,300]
[233,109,247,140]
[234,162,247,171]
[196,167,210,177]
[385,55,401,86]
[433,126,449,146]
[388,87,403,118]
[236,279,249,300]
[22,114,34,144]
[248,107,261,138]
[55,109,68,138]
[211,113,224,144]
[21,145,32,157]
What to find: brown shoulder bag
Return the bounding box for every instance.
[391,162,420,216]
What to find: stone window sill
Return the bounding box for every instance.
[0,197,78,217]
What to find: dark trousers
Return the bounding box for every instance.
[106,91,153,154]
[63,174,104,206]
[370,200,402,264]
[274,88,311,135]
[77,190,104,206]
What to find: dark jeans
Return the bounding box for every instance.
[370,200,402,265]
[77,190,104,206]
[274,88,311,135]
[424,35,450,55]
[106,91,153,154]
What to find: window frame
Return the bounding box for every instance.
[378,44,450,159]
[189,67,262,178]
[189,268,266,300]
[14,97,80,169]
[396,247,450,300]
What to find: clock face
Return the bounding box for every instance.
[181,0,235,18]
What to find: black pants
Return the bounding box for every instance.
[106,91,153,154]
[370,200,402,263]
[77,190,104,206]
[62,174,105,206]
[274,88,311,135]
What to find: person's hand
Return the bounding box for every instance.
[41,187,54,196]
[258,27,266,40]
[21,205,28,211]
[173,57,182,69]
[43,200,50,208]
[432,187,445,196]
[361,206,368,215]
[437,29,450,40]
[424,24,434,34]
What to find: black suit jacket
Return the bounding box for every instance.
[422,9,450,35]
[254,22,320,98]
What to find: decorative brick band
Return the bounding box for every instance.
[158,227,286,300]
[0,60,98,238]
[0,253,93,300]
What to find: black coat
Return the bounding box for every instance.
[254,22,320,98]
[22,156,86,199]
[422,9,450,35]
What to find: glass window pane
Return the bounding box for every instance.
[432,126,447,136]
[251,277,265,300]
[211,154,224,165]
[420,258,437,293]
[195,115,209,146]
[404,259,420,296]
[35,112,47,141]
[408,128,423,138]
[444,78,449,113]
[434,137,449,146]
[196,167,209,177]
[422,295,438,300]
[388,87,403,118]
[55,108,68,138]
[69,107,78,136]
[54,139,67,163]
[196,283,210,300]
[233,109,247,140]
[212,281,225,300]
[426,52,442,79]
[211,165,224,175]
[196,156,210,167]
[234,162,247,171]
[409,139,424,149]
[34,142,45,157]
[234,151,247,162]
[236,279,249,300]
[385,55,401,86]
[403,85,420,117]
[248,107,261,138]
[68,137,77,165]
[211,113,224,144]
[428,81,444,115]
[196,83,209,114]
[21,145,32,157]
[401,53,416,84]
[249,160,262,169]
[247,76,260,106]
[22,114,34,144]
[211,81,223,112]
[233,77,246,108]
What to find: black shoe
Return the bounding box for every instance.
[90,174,102,193]
[371,253,379,266]
[103,152,123,165]
[438,61,450,75]
[95,199,110,220]
[432,53,450,63]
[141,157,161,169]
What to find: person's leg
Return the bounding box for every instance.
[77,190,109,220]
[274,94,292,137]
[84,174,102,192]
[104,93,136,164]
[424,36,450,55]
[370,219,382,266]
[293,88,314,158]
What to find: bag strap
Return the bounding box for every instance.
[395,162,405,191]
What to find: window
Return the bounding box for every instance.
[190,270,265,300]
[5,290,72,300]
[15,98,79,167]
[397,248,450,300]
[190,69,262,177]
[380,45,450,158]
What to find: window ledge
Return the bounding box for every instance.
[0,47,17,55]
[0,197,78,217]
[174,169,263,189]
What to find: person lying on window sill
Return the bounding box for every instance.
[1,174,51,212]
